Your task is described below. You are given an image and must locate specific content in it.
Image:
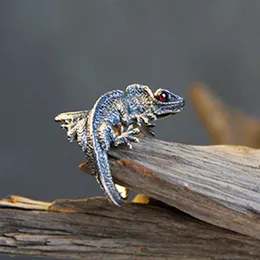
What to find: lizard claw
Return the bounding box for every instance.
[125,136,139,149]
[147,123,156,128]
[148,129,155,136]
[127,142,133,149]
[147,123,156,136]
[127,136,139,143]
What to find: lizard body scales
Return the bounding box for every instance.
[55,84,185,206]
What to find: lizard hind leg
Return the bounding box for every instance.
[55,110,89,143]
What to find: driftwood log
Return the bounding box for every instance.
[109,138,260,239]
[0,195,260,260]
[0,138,260,259]
[0,85,259,259]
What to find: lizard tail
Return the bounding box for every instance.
[95,150,125,206]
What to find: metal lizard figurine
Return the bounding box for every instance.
[55,84,185,206]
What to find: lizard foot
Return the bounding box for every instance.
[114,125,140,149]
[146,123,156,136]
[136,113,157,127]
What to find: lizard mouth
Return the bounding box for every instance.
[157,113,173,119]
[156,98,185,119]
[157,108,183,119]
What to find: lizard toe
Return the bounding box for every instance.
[127,136,139,143]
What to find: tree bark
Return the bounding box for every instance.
[0,197,260,260]
[106,138,260,239]
[0,138,260,259]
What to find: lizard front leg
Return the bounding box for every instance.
[135,112,157,127]
[97,122,140,151]
[114,124,140,149]
[119,111,156,141]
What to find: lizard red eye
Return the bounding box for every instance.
[157,91,168,102]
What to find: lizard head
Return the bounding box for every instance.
[152,88,185,119]
[125,84,185,119]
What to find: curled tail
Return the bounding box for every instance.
[55,110,89,151]
[95,149,126,206]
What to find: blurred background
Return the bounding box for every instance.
[1,1,260,259]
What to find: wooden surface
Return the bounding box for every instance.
[1,137,258,259]
[0,197,260,259]
[107,138,260,240]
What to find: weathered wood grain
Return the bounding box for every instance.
[106,138,260,239]
[0,197,260,259]
[1,137,260,259]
